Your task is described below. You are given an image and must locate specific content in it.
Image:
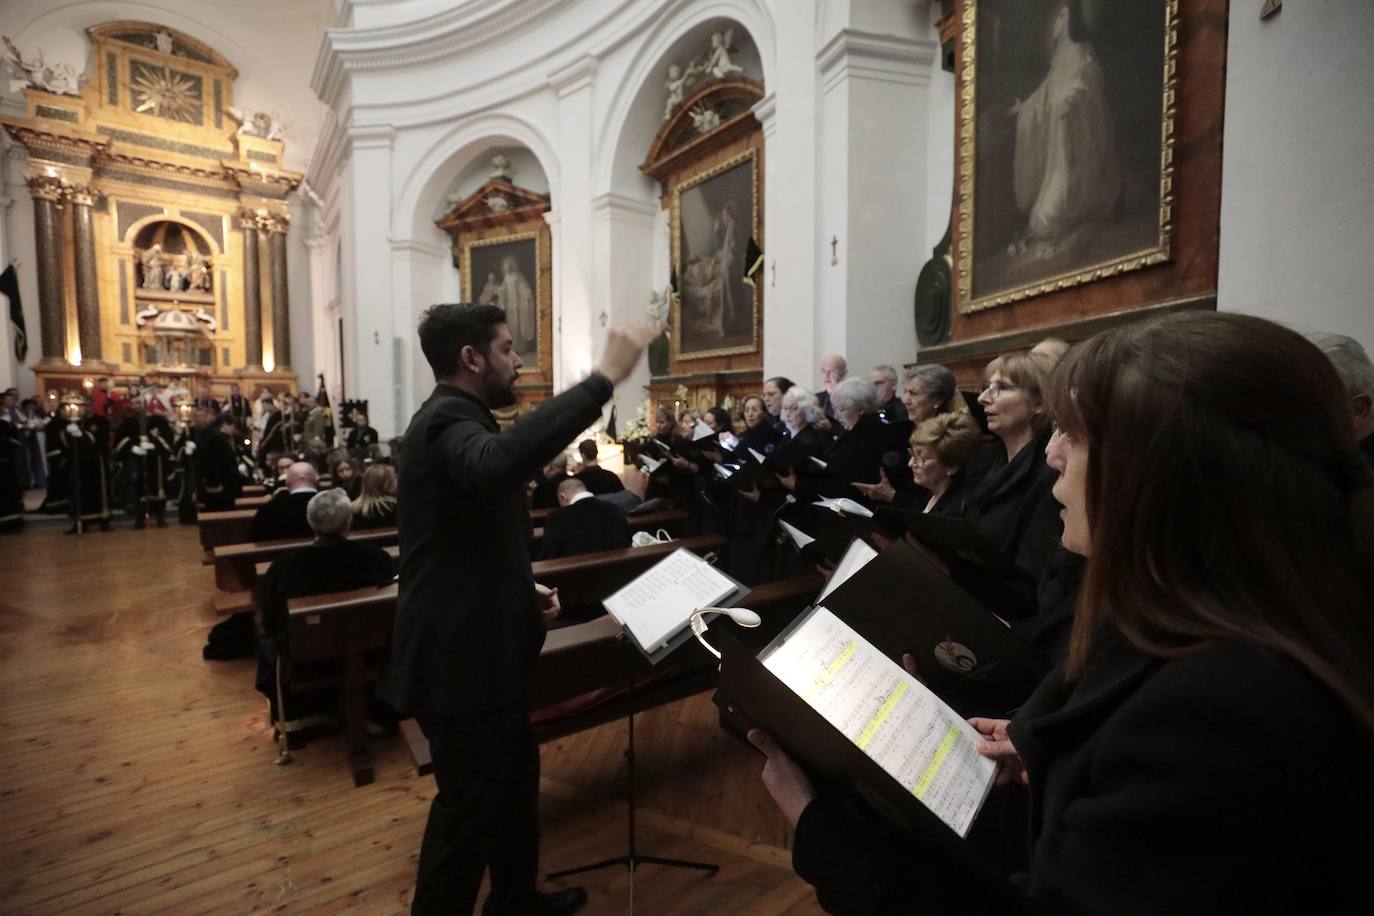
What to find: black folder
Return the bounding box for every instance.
[877,507,1038,619]
[775,500,895,566]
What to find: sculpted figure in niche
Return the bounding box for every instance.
[140,245,166,290]
[165,261,187,293]
[187,251,212,291]
[705,29,743,80]
[3,37,83,96]
[1006,0,1121,262]
[663,60,703,118]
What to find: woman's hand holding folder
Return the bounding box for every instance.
[746,729,816,829]
[968,717,1029,786]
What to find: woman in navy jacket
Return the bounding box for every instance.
[748,312,1374,915]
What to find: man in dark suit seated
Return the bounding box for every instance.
[529,453,568,510]
[249,461,318,541]
[537,478,630,561]
[573,438,623,494]
[254,488,397,728]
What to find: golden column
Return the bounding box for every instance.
[69,185,103,363]
[268,215,291,370]
[26,175,66,362]
[240,211,263,369]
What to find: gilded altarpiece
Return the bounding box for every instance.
[641,76,765,415]
[436,178,554,419]
[1,22,301,398]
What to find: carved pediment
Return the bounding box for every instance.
[640,76,765,184]
[436,178,551,235]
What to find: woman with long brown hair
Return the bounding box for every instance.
[748,312,1374,913]
[351,463,397,530]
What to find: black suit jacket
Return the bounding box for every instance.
[195,426,243,502]
[249,489,316,541]
[792,631,1374,914]
[576,464,624,495]
[257,535,397,639]
[380,375,612,718]
[804,413,907,503]
[965,427,1062,580]
[537,495,630,560]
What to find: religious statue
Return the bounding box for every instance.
[3,36,83,96]
[186,251,212,291]
[154,30,173,55]
[705,29,743,80]
[689,104,721,134]
[663,61,704,118]
[139,245,166,289]
[164,262,187,292]
[484,194,511,213]
[224,106,286,141]
[489,153,512,180]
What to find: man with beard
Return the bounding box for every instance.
[382,303,657,916]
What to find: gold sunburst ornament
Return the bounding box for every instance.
[131,63,201,123]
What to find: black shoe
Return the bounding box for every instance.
[155,518,167,528]
[538,888,588,916]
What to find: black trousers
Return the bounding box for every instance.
[413,709,541,915]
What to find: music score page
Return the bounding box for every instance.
[761,606,996,836]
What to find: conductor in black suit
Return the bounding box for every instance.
[536,477,630,561]
[381,303,658,916]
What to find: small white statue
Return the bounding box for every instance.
[155,30,173,55]
[140,245,166,290]
[663,61,703,119]
[689,104,721,134]
[705,29,743,80]
[165,263,187,292]
[134,305,160,326]
[193,308,217,332]
[224,106,286,141]
[4,36,84,96]
[187,251,212,291]
[484,194,511,213]
[490,153,512,180]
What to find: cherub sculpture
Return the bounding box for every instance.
[705,29,744,80]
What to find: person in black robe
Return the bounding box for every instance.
[41,412,70,514]
[196,414,243,512]
[536,478,629,561]
[169,416,200,524]
[0,414,22,533]
[256,404,288,469]
[63,409,112,533]
[345,411,379,458]
[249,461,319,541]
[573,438,623,494]
[254,488,397,725]
[114,404,174,528]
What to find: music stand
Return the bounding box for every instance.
[545,634,718,913]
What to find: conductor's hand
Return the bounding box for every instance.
[535,583,561,625]
[597,322,665,386]
[968,717,1029,787]
[747,729,816,828]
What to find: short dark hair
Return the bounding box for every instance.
[765,376,794,394]
[578,439,598,461]
[418,303,507,379]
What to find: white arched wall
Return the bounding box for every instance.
[593,2,775,414]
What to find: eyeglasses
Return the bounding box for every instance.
[979,381,1021,399]
[909,450,938,466]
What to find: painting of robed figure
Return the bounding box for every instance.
[672,150,760,359]
[465,234,541,365]
[958,0,1178,311]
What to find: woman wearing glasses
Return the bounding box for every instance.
[966,351,1063,580]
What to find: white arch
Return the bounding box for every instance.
[392,112,562,243]
[592,0,777,198]
[122,213,224,257]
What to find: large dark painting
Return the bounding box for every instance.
[957,0,1178,311]
[672,150,759,359]
[464,232,540,364]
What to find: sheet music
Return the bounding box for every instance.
[718,431,740,451]
[639,455,664,474]
[778,519,815,549]
[602,548,738,652]
[813,496,874,518]
[817,539,878,602]
[761,607,996,837]
[809,456,829,470]
[693,421,715,441]
[748,447,767,464]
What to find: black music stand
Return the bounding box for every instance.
[545,634,718,913]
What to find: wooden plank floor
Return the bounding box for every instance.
[0,521,823,915]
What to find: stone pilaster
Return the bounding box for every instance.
[267,216,291,370]
[240,212,263,368]
[27,177,67,362]
[69,185,102,363]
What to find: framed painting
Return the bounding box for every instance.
[956,0,1180,312]
[670,148,760,360]
[462,231,542,366]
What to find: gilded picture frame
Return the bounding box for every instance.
[461,230,543,368]
[669,148,761,360]
[955,0,1180,313]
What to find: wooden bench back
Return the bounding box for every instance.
[198,509,257,553]
[216,527,399,592]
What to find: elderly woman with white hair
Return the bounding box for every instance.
[253,487,398,728]
[1309,332,1374,468]
[779,378,911,505]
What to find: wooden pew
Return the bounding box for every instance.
[235,494,271,509]
[282,534,733,785]
[215,527,399,593]
[242,484,267,497]
[199,509,257,554]
[527,507,689,552]
[401,571,826,775]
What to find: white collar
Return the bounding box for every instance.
[567,490,596,506]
